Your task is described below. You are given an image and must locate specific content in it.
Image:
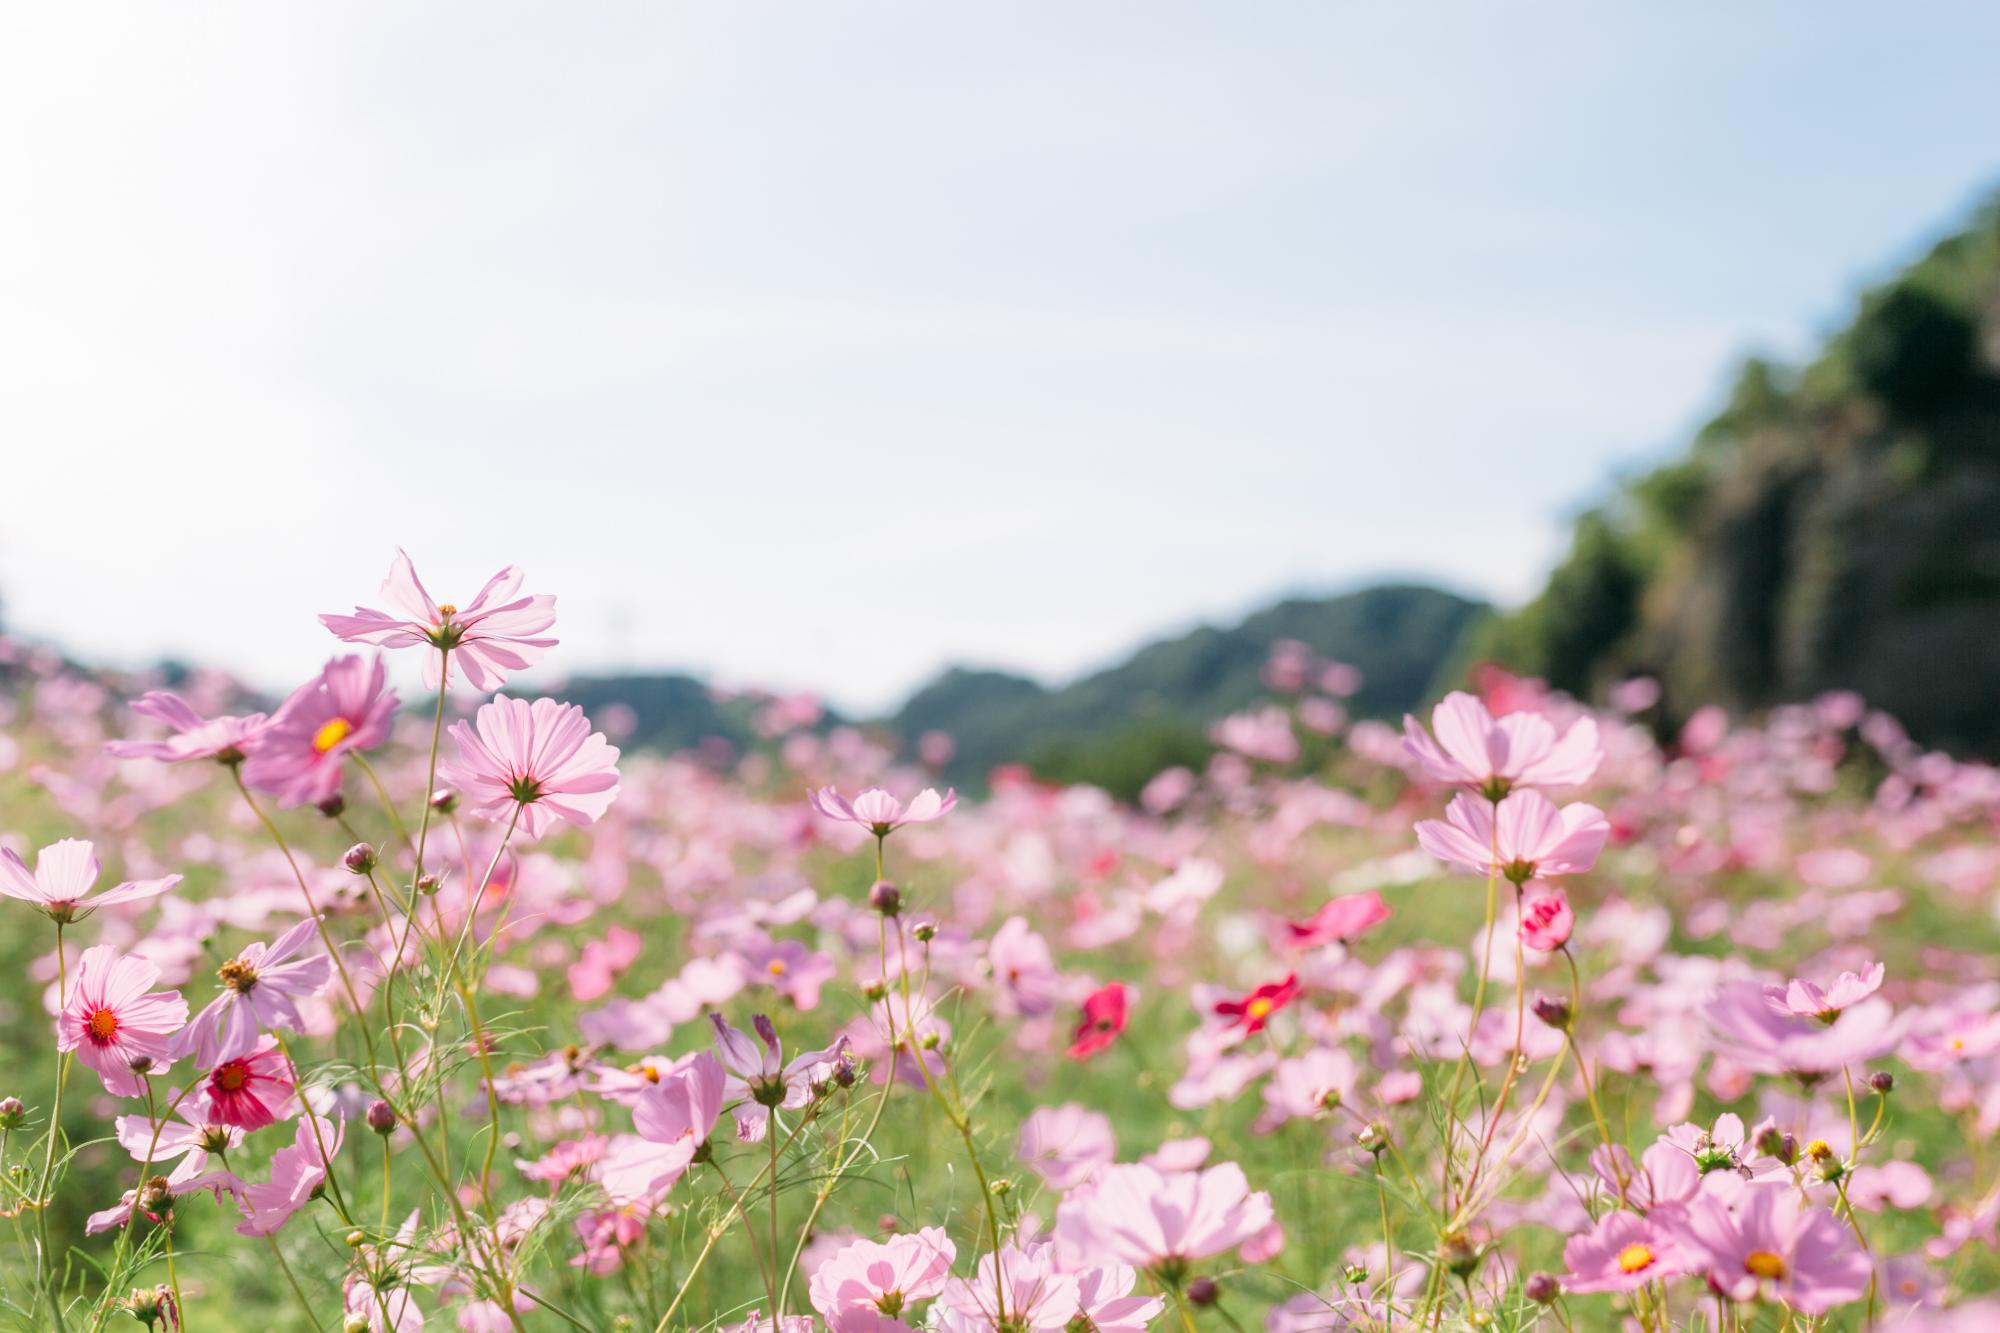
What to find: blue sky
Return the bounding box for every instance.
[2,3,1997,711]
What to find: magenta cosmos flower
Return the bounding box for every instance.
[808,1227,957,1333]
[1562,1210,1691,1294]
[1677,1184,1870,1314]
[1415,790,1609,885]
[808,786,956,837]
[319,548,556,692]
[202,1035,297,1131]
[106,691,269,765]
[1519,888,1575,951]
[1,838,180,925]
[1403,691,1602,798]
[58,945,189,1097]
[438,696,621,839]
[175,916,333,1068]
[240,655,396,810]
[1055,1162,1275,1271]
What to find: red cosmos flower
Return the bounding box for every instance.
[1067,982,1129,1060]
[1215,974,1300,1036]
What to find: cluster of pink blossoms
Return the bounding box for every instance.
[1,574,1995,1330]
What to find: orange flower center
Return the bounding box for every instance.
[218,959,258,993]
[437,603,458,618]
[87,1007,120,1041]
[213,1062,250,1093]
[1616,1244,1655,1274]
[312,717,355,754]
[1744,1250,1787,1280]
[767,959,788,976]
[1246,997,1275,1021]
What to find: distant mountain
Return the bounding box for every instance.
[1476,196,2000,755]
[890,583,1489,784]
[552,583,1489,785]
[553,672,753,753]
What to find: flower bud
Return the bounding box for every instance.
[430,790,458,814]
[912,920,937,942]
[868,881,902,916]
[345,1229,367,1248]
[342,843,378,875]
[989,1177,1012,1197]
[1186,1276,1219,1307]
[316,794,347,819]
[1525,1271,1561,1304]
[0,1097,24,1130]
[416,874,441,897]
[1440,1232,1482,1278]
[918,1031,941,1051]
[367,1100,397,1136]
[346,1316,372,1333]
[1355,1122,1388,1155]
[1869,1071,1895,1094]
[1531,994,1573,1031]
[862,979,887,1002]
[1341,1264,1369,1286]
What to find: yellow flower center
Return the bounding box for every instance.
[767,959,788,976]
[1805,1139,1832,1162]
[312,717,355,753]
[218,959,258,993]
[87,1008,120,1041]
[1950,1037,1966,1052]
[1246,997,1275,1021]
[437,603,458,618]
[1744,1250,1787,1280]
[1616,1244,1655,1274]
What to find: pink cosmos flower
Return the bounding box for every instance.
[937,1242,1080,1332]
[710,1013,851,1142]
[319,548,556,692]
[1017,1103,1116,1191]
[735,934,836,1012]
[202,1036,297,1131]
[1415,790,1610,884]
[58,945,189,1097]
[1703,982,1900,1080]
[1561,1211,1690,1294]
[1068,1262,1164,1333]
[174,916,332,1068]
[1284,890,1390,950]
[1402,691,1601,797]
[1055,1162,1275,1268]
[1519,888,1575,952]
[106,691,268,765]
[234,1112,345,1236]
[240,655,396,809]
[808,1226,957,1332]
[723,1316,815,1333]
[1764,961,1885,1023]
[615,1051,727,1199]
[439,696,622,839]
[808,786,957,837]
[2,838,181,925]
[115,1089,244,1186]
[1677,1185,1871,1314]
[988,917,1059,1017]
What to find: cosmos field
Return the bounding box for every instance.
[0,553,1996,1332]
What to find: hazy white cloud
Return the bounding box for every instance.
[1,3,1996,711]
